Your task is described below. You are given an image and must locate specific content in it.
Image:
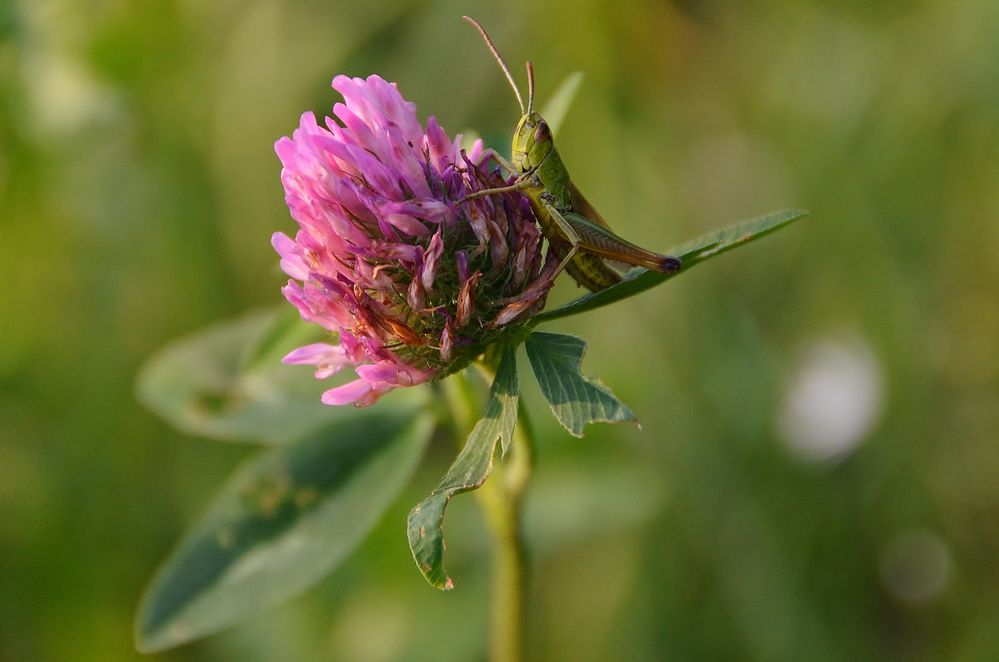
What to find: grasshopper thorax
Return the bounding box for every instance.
[512,111,554,174]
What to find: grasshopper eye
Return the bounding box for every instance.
[533,121,550,143]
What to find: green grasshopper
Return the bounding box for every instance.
[462,16,681,292]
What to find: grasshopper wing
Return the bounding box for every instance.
[568,181,613,231]
[562,211,681,274]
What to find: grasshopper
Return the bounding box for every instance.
[462,16,681,292]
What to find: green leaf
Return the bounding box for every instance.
[239,306,325,373]
[525,332,635,437]
[137,308,419,444]
[407,345,519,590]
[541,71,584,136]
[135,409,436,652]
[534,208,808,323]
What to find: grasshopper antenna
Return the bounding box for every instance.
[462,16,525,115]
[526,61,535,115]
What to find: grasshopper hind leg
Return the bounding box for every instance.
[542,201,623,291]
[561,210,682,276]
[661,256,682,273]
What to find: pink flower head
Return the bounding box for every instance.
[275,75,556,406]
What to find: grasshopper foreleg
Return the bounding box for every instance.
[480,148,517,176]
[459,174,531,203]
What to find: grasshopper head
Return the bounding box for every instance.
[512,112,553,173]
[462,18,554,174]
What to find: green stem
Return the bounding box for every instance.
[478,411,533,662]
[447,361,535,662]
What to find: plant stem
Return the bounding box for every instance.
[476,407,534,662]
[447,360,535,662]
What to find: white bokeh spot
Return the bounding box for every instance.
[777,336,884,462]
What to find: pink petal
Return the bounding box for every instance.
[423,116,458,173]
[356,361,403,384]
[440,323,454,362]
[384,212,430,236]
[271,232,310,280]
[282,342,339,364]
[282,342,348,379]
[421,230,444,290]
[467,138,485,165]
[407,277,425,311]
[321,379,373,406]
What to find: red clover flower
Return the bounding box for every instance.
[274,75,556,406]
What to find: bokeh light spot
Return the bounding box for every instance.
[777,336,884,463]
[879,529,952,605]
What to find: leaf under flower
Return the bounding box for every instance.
[534,208,808,323]
[407,344,519,590]
[525,332,635,437]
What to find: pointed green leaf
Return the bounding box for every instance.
[407,346,519,590]
[137,308,427,443]
[525,332,635,437]
[541,71,584,136]
[136,409,436,652]
[534,209,808,323]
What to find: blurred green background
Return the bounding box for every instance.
[3,0,999,660]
